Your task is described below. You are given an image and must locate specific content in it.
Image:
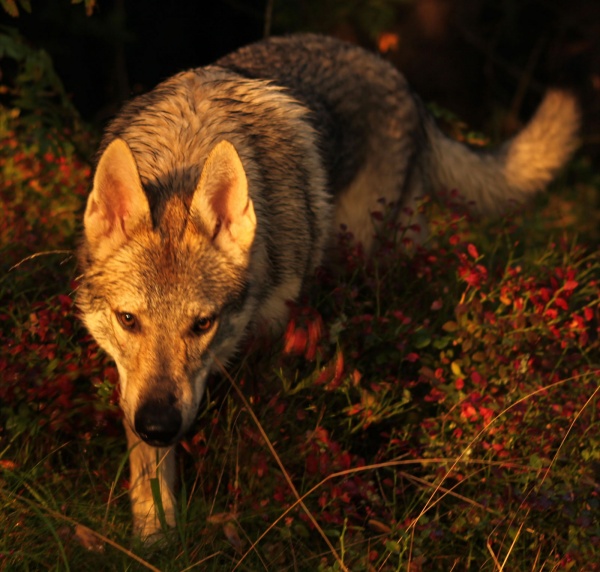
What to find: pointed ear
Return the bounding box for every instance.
[190,140,256,253]
[84,138,152,259]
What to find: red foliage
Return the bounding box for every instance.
[0,291,120,436]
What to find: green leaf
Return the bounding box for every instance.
[442,320,459,332]
[433,335,452,349]
[451,361,464,378]
[412,330,431,349]
[150,477,169,531]
[528,454,545,470]
[385,540,401,554]
[1,0,19,17]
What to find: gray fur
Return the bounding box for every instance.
[77,33,580,539]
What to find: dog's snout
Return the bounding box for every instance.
[135,396,182,447]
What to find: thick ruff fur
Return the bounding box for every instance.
[77,34,580,538]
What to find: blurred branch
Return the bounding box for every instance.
[264,0,274,38]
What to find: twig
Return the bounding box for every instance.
[213,356,349,572]
[8,250,73,273]
[263,0,274,39]
[3,491,160,572]
[487,537,503,571]
[501,517,527,571]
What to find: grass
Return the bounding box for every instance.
[1,107,599,571]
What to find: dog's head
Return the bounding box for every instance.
[78,138,258,446]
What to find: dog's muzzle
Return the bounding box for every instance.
[134,397,182,447]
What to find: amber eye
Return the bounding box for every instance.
[116,312,138,332]
[190,316,214,336]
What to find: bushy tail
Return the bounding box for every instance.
[424,90,580,215]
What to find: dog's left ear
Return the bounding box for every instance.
[190,140,256,253]
[84,138,152,260]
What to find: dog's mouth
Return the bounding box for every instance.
[138,435,180,448]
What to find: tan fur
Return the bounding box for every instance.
[84,139,152,261]
[424,90,580,215]
[124,423,176,538]
[77,34,580,540]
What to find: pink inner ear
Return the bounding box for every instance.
[209,178,236,226]
[113,182,138,236]
[211,218,223,241]
[93,175,140,239]
[85,138,152,255]
[189,140,255,248]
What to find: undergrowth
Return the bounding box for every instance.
[0,107,599,571]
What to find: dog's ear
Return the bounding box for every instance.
[84,138,151,259]
[190,140,256,253]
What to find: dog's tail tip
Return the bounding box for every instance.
[504,88,581,193]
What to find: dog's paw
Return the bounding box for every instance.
[137,526,168,546]
[132,499,176,543]
[134,514,175,544]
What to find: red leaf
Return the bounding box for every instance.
[0,460,18,470]
[563,280,578,291]
[555,297,569,311]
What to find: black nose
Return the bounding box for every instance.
[134,397,182,447]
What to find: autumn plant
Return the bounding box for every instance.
[1,104,599,570]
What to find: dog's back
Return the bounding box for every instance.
[217,34,422,199]
[217,34,579,246]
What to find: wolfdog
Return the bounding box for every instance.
[77,34,579,538]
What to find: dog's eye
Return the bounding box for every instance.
[190,316,214,336]
[116,312,138,332]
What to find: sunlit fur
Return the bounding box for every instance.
[77,34,580,539]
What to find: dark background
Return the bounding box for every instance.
[1,0,599,153]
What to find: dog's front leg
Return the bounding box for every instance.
[124,421,176,540]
